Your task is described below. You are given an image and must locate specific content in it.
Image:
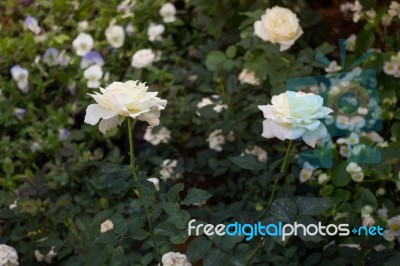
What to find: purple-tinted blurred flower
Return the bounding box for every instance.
[59,128,70,141]
[80,51,105,69]
[11,65,29,93]
[43,48,60,66]
[24,16,41,35]
[15,108,26,120]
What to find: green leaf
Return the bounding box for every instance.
[331,162,350,187]
[229,154,265,171]
[356,30,375,54]
[90,210,113,227]
[186,236,212,262]
[205,50,226,71]
[226,45,237,59]
[296,197,332,216]
[154,222,177,236]
[270,198,297,223]
[296,216,323,242]
[181,188,212,206]
[111,246,124,266]
[167,183,184,202]
[204,249,231,266]
[3,157,14,176]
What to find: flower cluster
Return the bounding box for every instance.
[383,52,400,78]
[0,244,19,266]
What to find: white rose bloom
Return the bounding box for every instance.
[83,65,103,88]
[254,6,303,51]
[147,177,160,191]
[131,49,157,68]
[34,247,57,263]
[161,252,191,266]
[388,215,400,236]
[10,66,29,93]
[346,162,362,174]
[160,159,178,181]
[258,91,333,147]
[100,219,114,233]
[105,25,125,48]
[72,33,94,56]
[144,126,171,145]
[238,69,260,85]
[244,145,267,162]
[206,129,225,152]
[325,61,342,73]
[383,229,395,241]
[0,244,19,266]
[85,80,167,133]
[147,23,165,42]
[159,3,177,23]
[78,20,89,32]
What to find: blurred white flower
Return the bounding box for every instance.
[24,16,41,35]
[346,162,364,182]
[83,65,103,88]
[325,61,342,73]
[388,1,400,17]
[347,132,359,145]
[361,205,373,219]
[196,96,228,116]
[376,187,386,196]
[72,33,94,56]
[162,252,191,266]
[34,247,57,263]
[117,0,135,18]
[363,216,375,227]
[11,65,29,93]
[206,129,225,152]
[0,244,19,266]
[377,206,388,219]
[254,6,303,51]
[357,107,368,115]
[387,215,400,236]
[9,200,17,209]
[43,48,60,67]
[299,162,315,183]
[131,49,157,68]
[105,25,125,48]
[365,9,376,20]
[58,50,71,66]
[59,128,70,141]
[159,3,177,23]
[258,91,332,147]
[383,229,395,241]
[100,219,114,233]
[144,126,171,145]
[80,51,104,69]
[318,173,329,184]
[339,145,349,158]
[14,108,26,120]
[244,145,267,162]
[85,81,167,133]
[238,69,260,85]
[147,177,160,191]
[335,115,365,131]
[147,23,165,42]
[78,20,89,31]
[160,159,178,181]
[351,1,363,22]
[125,23,136,35]
[346,34,356,52]
[381,13,393,26]
[383,61,398,76]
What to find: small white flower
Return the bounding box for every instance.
[24,16,41,35]
[346,34,357,52]
[144,126,171,145]
[206,129,225,152]
[9,200,17,209]
[117,0,134,18]
[72,33,94,56]
[34,247,57,263]
[58,50,71,66]
[346,162,362,174]
[147,23,165,42]
[105,25,125,48]
[238,69,260,85]
[363,216,375,227]
[388,1,400,17]
[325,61,342,73]
[131,49,157,68]
[11,66,29,93]
[365,9,376,20]
[125,23,136,35]
[159,3,177,23]
[381,13,393,26]
[339,145,349,158]
[377,206,388,219]
[254,6,303,51]
[387,215,400,236]
[351,171,364,182]
[160,159,178,181]
[161,252,191,266]
[361,205,373,219]
[100,219,114,233]
[83,65,103,88]
[78,20,89,32]
[340,2,354,15]
[347,132,359,145]
[299,168,313,183]
[357,107,368,115]
[383,229,395,241]
[0,244,19,266]
[318,173,329,184]
[196,97,227,115]
[383,61,398,76]
[244,145,267,162]
[147,177,160,191]
[376,188,386,196]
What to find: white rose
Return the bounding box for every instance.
[160,159,178,181]
[258,91,333,147]
[105,25,125,48]
[238,69,260,85]
[100,219,113,233]
[83,65,103,88]
[84,80,167,133]
[244,145,267,162]
[254,6,303,51]
[161,252,191,266]
[206,129,225,152]
[147,177,160,191]
[144,126,171,145]
[78,20,89,32]
[147,23,165,42]
[34,247,57,263]
[159,3,177,23]
[131,49,157,68]
[72,33,94,56]
[0,244,19,266]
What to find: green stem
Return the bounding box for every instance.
[244,238,265,266]
[280,140,293,175]
[127,118,162,264]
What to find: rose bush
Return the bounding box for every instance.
[0,0,400,265]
